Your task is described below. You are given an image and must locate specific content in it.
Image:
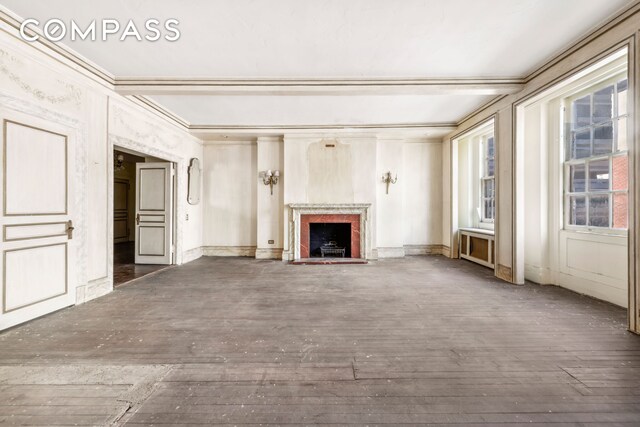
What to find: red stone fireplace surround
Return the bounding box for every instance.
[299,214,361,258]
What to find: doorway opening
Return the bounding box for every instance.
[113,147,176,287]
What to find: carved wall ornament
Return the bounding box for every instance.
[187,158,201,205]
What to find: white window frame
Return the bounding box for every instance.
[480,133,495,226]
[563,73,628,235]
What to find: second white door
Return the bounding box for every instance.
[135,162,174,265]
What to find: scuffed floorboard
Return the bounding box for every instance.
[0,256,640,425]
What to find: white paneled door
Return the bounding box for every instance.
[0,112,76,330]
[135,162,174,265]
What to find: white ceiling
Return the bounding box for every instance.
[1,0,633,130]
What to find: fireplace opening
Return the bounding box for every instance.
[309,223,351,258]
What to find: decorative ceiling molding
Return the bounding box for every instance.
[129,95,190,129]
[189,122,457,140]
[190,122,457,130]
[456,2,640,130]
[0,8,115,87]
[114,77,524,96]
[2,1,639,138]
[126,95,460,138]
[523,0,640,83]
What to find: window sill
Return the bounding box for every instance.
[459,227,495,236]
[477,222,495,231]
[561,228,627,238]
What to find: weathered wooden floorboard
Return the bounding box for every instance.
[0,256,639,425]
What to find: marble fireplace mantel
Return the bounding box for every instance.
[288,203,371,261]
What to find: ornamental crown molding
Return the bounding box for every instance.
[289,203,371,209]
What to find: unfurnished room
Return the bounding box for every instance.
[0,1,640,425]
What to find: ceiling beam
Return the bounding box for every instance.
[115,78,524,96]
[189,122,457,139]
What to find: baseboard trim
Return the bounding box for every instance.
[524,264,555,285]
[403,244,448,256]
[182,247,204,264]
[496,264,514,283]
[76,277,111,305]
[377,247,405,258]
[202,246,257,257]
[255,248,284,259]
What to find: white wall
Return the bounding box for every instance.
[283,136,378,205]
[523,103,548,280]
[0,27,203,308]
[256,137,284,259]
[376,138,404,254]
[281,135,378,259]
[202,142,257,253]
[280,135,444,259]
[403,141,443,249]
[200,135,445,260]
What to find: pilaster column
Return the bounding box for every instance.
[255,136,284,259]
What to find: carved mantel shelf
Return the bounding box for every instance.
[289,203,371,210]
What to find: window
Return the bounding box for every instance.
[564,77,628,231]
[455,119,495,230]
[481,135,495,223]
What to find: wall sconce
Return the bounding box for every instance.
[382,171,398,194]
[114,153,125,171]
[261,169,280,195]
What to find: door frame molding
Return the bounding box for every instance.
[113,177,130,243]
[109,138,181,282]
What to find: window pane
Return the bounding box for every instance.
[588,159,610,191]
[487,157,495,177]
[612,154,628,191]
[613,193,628,229]
[589,195,609,227]
[593,123,613,155]
[483,179,494,198]
[592,85,614,124]
[569,196,586,225]
[572,95,591,128]
[570,129,591,159]
[617,79,628,116]
[617,116,628,152]
[484,198,495,220]
[487,137,494,157]
[569,164,586,192]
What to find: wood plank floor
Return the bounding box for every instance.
[1,256,639,425]
[113,242,168,287]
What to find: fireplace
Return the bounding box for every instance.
[300,214,360,258]
[309,223,351,257]
[288,204,370,261]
